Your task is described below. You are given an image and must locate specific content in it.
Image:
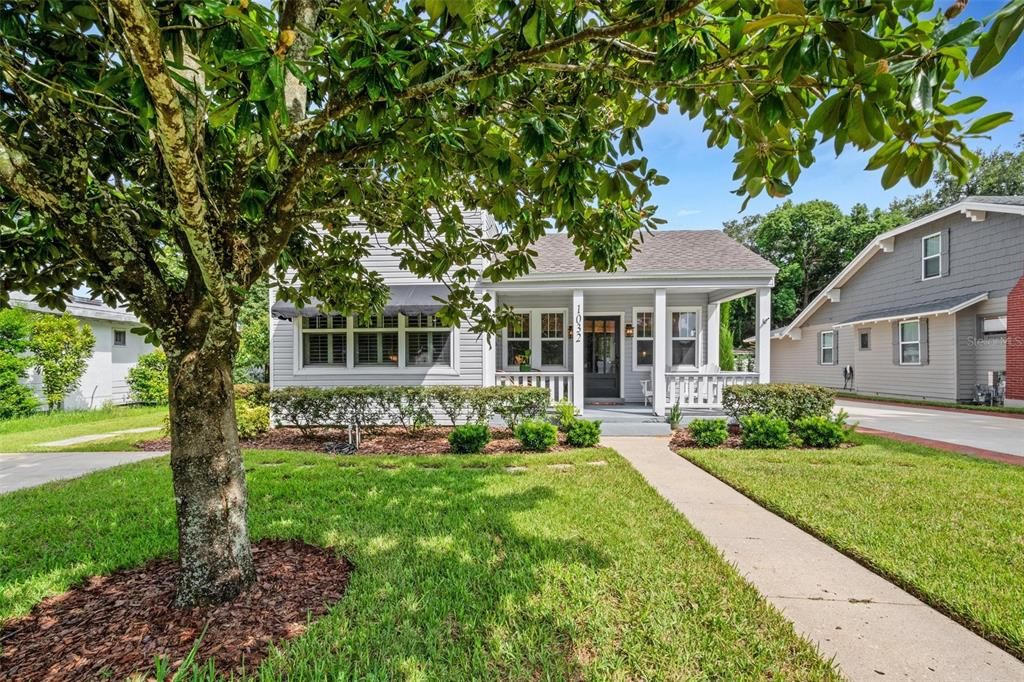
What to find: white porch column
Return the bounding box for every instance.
[653,288,667,415]
[706,301,720,371]
[755,287,772,383]
[572,288,584,411]
[481,289,496,387]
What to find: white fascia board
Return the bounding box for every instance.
[830,293,989,328]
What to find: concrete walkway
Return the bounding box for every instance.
[0,451,165,494]
[605,436,1024,682]
[838,399,1022,459]
[36,426,162,448]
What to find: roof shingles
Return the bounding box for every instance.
[527,230,775,275]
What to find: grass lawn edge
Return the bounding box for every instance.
[674,439,1024,662]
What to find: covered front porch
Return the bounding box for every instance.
[487,281,772,414]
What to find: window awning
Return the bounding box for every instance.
[271,284,449,320]
[832,292,988,328]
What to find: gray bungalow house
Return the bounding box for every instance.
[269,213,777,416]
[771,197,1024,406]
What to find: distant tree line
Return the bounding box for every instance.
[723,137,1024,343]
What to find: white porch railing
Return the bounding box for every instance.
[665,371,759,409]
[495,371,573,403]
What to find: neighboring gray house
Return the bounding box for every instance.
[10,292,155,409]
[269,213,777,415]
[771,197,1024,405]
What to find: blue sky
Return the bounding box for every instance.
[644,1,1024,231]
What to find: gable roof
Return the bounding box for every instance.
[833,292,989,327]
[527,230,776,277]
[778,197,1024,338]
[9,291,140,324]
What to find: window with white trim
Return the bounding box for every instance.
[922,233,941,280]
[820,330,835,364]
[506,312,531,367]
[980,314,1007,336]
[405,313,452,367]
[899,320,921,365]
[634,309,653,368]
[113,329,127,347]
[302,314,347,366]
[669,310,698,367]
[354,313,399,367]
[539,312,565,366]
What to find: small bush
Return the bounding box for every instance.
[236,399,270,439]
[491,386,549,429]
[0,308,37,420]
[723,383,835,424]
[688,418,729,448]
[739,413,790,449]
[127,350,169,405]
[431,385,471,425]
[234,382,269,407]
[565,419,601,447]
[515,418,558,452]
[553,399,578,431]
[449,423,491,454]
[667,401,682,429]
[794,415,847,448]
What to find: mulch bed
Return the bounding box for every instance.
[140,425,573,455]
[0,540,351,681]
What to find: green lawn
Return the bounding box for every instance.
[680,434,1024,658]
[0,406,165,452]
[0,448,837,680]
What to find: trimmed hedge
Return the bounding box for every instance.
[515,418,558,452]
[688,418,729,448]
[269,385,550,437]
[723,384,835,424]
[793,415,847,448]
[234,382,270,407]
[739,413,791,449]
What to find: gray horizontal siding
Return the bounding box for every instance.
[955,297,1007,400]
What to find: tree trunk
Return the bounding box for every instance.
[167,342,255,607]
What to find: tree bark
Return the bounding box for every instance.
[167,341,255,607]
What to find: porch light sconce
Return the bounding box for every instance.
[566,325,573,339]
[625,323,635,338]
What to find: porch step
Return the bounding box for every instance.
[600,422,672,437]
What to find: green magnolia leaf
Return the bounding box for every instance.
[944,96,987,114]
[908,153,933,188]
[209,98,242,127]
[965,111,1014,134]
[424,0,446,21]
[523,10,542,47]
[972,1,1024,76]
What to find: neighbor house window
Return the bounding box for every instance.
[634,309,653,368]
[113,329,127,347]
[405,313,452,367]
[858,329,870,351]
[980,314,1007,336]
[302,314,347,366]
[539,312,565,366]
[899,320,921,365]
[922,233,941,280]
[670,310,698,367]
[354,313,399,367]
[820,330,835,364]
[506,312,531,367]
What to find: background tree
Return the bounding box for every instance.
[0,0,1018,606]
[718,300,735,371]
[28,314,95,411]
[0,307,38,420]
[234,281,270,383]
[127,349,170,404]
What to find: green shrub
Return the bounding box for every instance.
[431,385,471,425]
[667,401,682,429]
[723,384,835,424]
[29,312,95,410]
[565,419,601,447]
[236,399,270,439]
[234,382,269,407]
[393,386,435,432]
[448,423,491,454]
[0,308,38,420]
[794,415,847,448]
[491,386,549,429]
[688,418,729,448]
[739,413,791,449]
[553,399,578,431]
[127,350,169,405]
[515,418,558,452]
[269,386,333,435]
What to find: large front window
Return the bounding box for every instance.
[540,312,565,366]
[354,314,399,366]
[506,312,531,366]
[899,320,921,365]
[406,314,452,367]
[302,314,347,366]
[634,309,653,368]
[670,310,698,367]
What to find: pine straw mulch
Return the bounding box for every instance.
[139,425,574,455]
[0,540,351,681]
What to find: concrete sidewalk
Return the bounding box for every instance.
[0,451,164,494]
[605,436,1024,682]
[838,399,1022,460]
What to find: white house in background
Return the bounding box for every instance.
[10,292,155,409]
[269,212,777,414]
[770,197,1024,406]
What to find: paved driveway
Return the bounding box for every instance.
[838,400,1023,459]
[0,451,164,494]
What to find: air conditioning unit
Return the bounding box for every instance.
[975,371,1006,406]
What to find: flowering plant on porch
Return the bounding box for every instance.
[515,349,533,372]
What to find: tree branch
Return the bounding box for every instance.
[0,135,62,210]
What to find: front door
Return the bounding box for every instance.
[583,316,620,399]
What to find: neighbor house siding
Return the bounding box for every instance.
[955,297,1008,400]
[771,323,853,390]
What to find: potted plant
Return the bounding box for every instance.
[667,401,683,431]
[515,349,533,372]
